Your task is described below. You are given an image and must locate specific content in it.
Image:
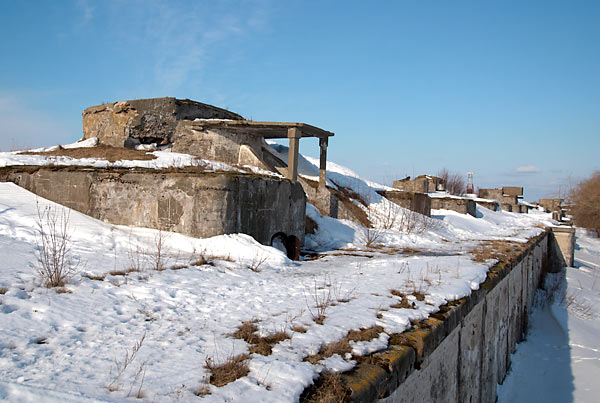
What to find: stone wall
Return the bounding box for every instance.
[1,166,305,246]
[430,197,476,217]
[333,231,553,402]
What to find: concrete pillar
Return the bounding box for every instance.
[287,127,301,182]
[318,137,328,188]
[550,226,576,268]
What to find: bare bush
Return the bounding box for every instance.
[437,168,466,195]
[569,171,600,234]
[35,203,80,287]
[107,332,147,392]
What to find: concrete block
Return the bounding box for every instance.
[458,300,484,403]
[381,327,460,403]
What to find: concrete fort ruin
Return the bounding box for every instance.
[2,97,340,257]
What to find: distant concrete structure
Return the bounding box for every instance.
[478,186,525,213]
[430,194,477,217]
[393,175,444,193]
[539,198,563,213]
[376,190,432,217]
[83,97,334,188]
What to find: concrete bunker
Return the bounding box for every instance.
[2,98,342,254]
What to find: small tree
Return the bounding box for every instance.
[35,203,80,287]
[437,168,466,196]
[569,172,600,234]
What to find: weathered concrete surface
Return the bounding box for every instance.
[376,190,431,217]
[1,166,305,245]
[382,328,460,403]
[430,197,476,217]
[539,198,563,212]
[550,226,575,269]
[474,200,499,211]
[82,97,243,148]
[392,175,443,194]
[331,231,552,403]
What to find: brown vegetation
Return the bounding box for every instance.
[205,354,250,387]
[232,321,290,356]
[304,326,384,364]
[300,373,350,403]
[22,145,157,162]
[569,171,600,234]
[437,168,466,195]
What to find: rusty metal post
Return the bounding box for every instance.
[287,127,301,182]
[319,137,328,188]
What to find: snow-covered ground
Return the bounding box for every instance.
[0,141,559,402]
[498,229,600,403]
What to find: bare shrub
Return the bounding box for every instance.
[437,168,466,196]
[150,229,170,271]
[569,171,600,233]
[205,353,250,387]
[0,286,8,295]
[107,332,147,392]
[35,203,80,287]
[304,275,352,324]
[248,252,268,272]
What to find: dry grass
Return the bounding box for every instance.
[292,325,308,333]
[205,353,250,387]
[0,286,8,295]
[83,273,106,281]
[55,287,72,294]
[232,321,290,356]
[470,240,524,263]
[304,326,384,364]
[21,145,156,162]
[301,373,349,403]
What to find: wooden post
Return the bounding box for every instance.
[319,137,328,188]
[287,127,301,182]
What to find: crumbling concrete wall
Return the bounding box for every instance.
[539,198,563,212]
[393,177,429,193]
[376,190,431,217]
[479,188,522,213]
[475,200,499,211]
[335,231,550,402]
[171,123,265,166]
[430,197,476,217]
[82,97,243,148]
[2,166,305,245]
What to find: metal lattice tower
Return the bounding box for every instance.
[466,172,474,194]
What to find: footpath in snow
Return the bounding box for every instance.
[498,229,600,402]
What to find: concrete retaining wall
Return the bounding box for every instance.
[336,231,553,402]
[431,197,476,217]
[1,166,305,245]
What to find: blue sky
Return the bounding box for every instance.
[1,0,598,201]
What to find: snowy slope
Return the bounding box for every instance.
[0,142,557,402]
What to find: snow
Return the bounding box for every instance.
[0,141,562,401]
[498,228,600,402]
[0,138,282,179]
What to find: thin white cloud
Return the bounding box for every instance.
[103,0,272,95]
[515,165,541,174]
